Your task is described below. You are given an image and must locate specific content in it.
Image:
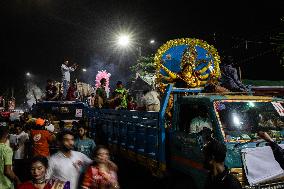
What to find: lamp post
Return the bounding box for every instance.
[117,34,130,47]
[24,72,32,107]
[137,39,156,57]
[116,34,156,57]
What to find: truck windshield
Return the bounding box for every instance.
[214,100,284,142]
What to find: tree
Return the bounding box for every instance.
[130,55,156,76]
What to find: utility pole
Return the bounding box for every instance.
[138,46,142,57]
[11,87,14,98]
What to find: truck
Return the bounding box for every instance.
[31,101,89,131]
[91,84,284,189]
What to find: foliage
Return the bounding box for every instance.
[130,55,156,76]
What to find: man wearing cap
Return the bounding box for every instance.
[30,118,55,157]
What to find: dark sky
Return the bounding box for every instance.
[1,0,284,103]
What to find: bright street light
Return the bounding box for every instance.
[150,39,155,44]
[117,34,130,47]
[82,68,87,72]
[26,72,31,77]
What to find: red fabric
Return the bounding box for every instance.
[127,102,137,110]
[17,181,52,189]
[81,165,118,189]
[31,130,52,157]
[66,86,76,101]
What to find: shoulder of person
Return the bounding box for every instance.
[75,151,92,164]
[2,144,13,153]
[86,137,94,142]
[49,151,62,161]
[21,132,29,139]
[108,160,118,172]
[73,150,87,157]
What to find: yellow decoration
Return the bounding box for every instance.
[154,38,221,92]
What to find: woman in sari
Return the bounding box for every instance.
[17,156,69,189]
[81,145,119,189]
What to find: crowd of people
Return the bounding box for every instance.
[87,80,160,111]
[43,59,161,112]
[4,116,282,189]
[0,115,119,189]
[0,115,244,189]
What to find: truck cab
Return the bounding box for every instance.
[170,92,284,188]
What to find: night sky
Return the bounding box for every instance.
[1,0,284,104]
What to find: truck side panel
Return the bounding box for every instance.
[92,109,162,170]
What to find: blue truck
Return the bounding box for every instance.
[31,101,89,130]
[91,84,284,189]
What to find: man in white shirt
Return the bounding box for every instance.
[61,60,78,99]
[190,109,212,134]
[13,124,29,181]
[47,130,92,189]
[44,120,55,133]
[13,125,29,159]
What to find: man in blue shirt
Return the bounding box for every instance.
[74,124,96,158]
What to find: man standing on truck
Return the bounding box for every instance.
[112,81,128,110]
[203,139,242,189]
[61,59,78,100]
[96,78,108,106]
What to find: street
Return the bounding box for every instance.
[116,157,197,189]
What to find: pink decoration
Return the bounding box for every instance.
[95,70,111,96]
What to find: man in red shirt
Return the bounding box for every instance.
[30,118,55,157]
